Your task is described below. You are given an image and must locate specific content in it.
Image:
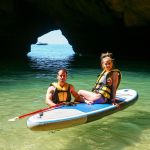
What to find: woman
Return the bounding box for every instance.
[78,52,121,105]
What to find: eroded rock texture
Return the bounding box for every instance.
[0,0,150,59]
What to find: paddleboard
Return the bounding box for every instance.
[27,89,138,131]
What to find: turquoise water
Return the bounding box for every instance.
[0,44,150,150]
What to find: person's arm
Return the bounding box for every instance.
[45,86,56,107]
[70,85,83,101]
[111,72,119,104]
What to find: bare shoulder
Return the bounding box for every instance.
[69,84,76,92]
[69,84,74,88]
[47,85,55,92]
[112,71,119,77]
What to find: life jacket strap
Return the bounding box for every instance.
[101,86,111,93]
[93,85,111,99]
[99,90,111,99]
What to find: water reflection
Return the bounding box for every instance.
[27,44,75,71]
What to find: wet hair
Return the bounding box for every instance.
[100,52,113,60]
[58,68,68,75]
[100,52,115,68]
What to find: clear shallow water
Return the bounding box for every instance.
[0,44,150,150]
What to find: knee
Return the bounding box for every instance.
[78,90,83,95]
[78,90,81,95]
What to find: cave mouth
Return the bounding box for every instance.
[27,30,75,70]
[27,29,75,59]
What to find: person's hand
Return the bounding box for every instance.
[111,99,120,108]
[112,102,120,108]
[48,103,57,107]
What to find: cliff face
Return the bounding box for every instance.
[0,0,150,59]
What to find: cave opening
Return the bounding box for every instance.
[27,30,75,70]
[27,29,75,59]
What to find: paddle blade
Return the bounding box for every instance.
[8,117,19,122]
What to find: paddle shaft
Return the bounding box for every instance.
[18,103,64,119]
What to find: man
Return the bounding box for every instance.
[46,68,82,107]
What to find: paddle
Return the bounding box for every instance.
[8,103,64,122]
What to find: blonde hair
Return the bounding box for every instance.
[100,52,114,68]
[100,52,113,60]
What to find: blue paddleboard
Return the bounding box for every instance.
[27,89,138,131]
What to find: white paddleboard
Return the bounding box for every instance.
[27,89,138,131]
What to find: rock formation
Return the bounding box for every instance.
[0,0,150,59]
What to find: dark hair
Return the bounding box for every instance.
[58,68,68,75]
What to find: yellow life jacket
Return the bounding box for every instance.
[50,82,71,103]
[92,69,122,100]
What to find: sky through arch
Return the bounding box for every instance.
[28,29,75,60]
[37,30,69,45]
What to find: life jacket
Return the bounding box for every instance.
[50,82,71,103]
[92,69,122,100]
